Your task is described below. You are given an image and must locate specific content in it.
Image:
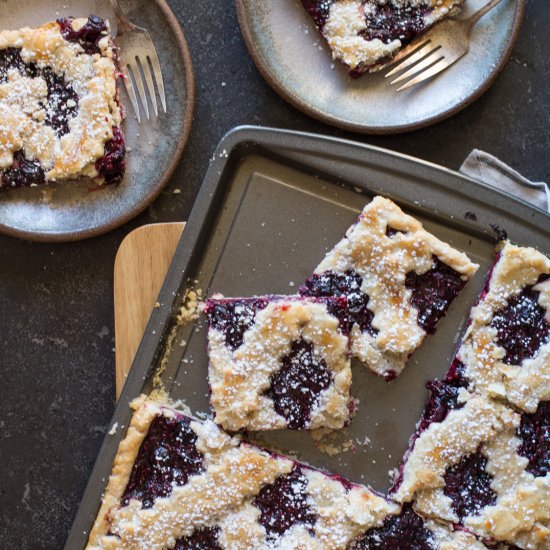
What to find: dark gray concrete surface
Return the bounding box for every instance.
[0,1,548,548]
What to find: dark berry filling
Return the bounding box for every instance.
[253,466,316,540]
[444,359,470,388]
[0,47,79,138]
[1,150,45,189]
[517,401,549,478]
[41,67,79,136]
[121,413,204,509]
[405,255,466,334]
[57,15,109,55]
[351,504,435,550]
[96,127,126,185]
[174,527,222,550]
[300,0,334,27]
[361,4,431,45]
[265,338,332,429]
[320,295,351,335]
[205,298,269,350]
[491,274,550,366]
[443,450,497,521]
[417,378,466,435]
[301,0,431,47]
[0,47,38,82]
[300,270,378,336]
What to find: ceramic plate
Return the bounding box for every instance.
[236,0,524,134]
[0,0,194,241]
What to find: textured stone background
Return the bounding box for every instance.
[0,1,548,548]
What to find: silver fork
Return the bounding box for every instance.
[385,0,504,91]
[108,0,166,121]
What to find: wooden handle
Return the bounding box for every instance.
[114,222,185,398]
[468,0,504,28]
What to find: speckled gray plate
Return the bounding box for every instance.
[236,0,524,134]
[0,0,194,242]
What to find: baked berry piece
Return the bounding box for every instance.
[391,385,550,549]
[88,398,406,549]
[203,295,352,431]
[349,503,489,549]
[300,0,464,76]
[300,196,478,380]
[0,17,124,189]
[452,242,550,413]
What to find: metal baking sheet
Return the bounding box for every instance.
[66,126,550,548]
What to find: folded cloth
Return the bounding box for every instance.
[460,149,550,214]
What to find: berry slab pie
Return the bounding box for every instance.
[203,295,352,431]
[300,0,464,76]
[449,242,550,413]
[300,196,478,380]
[391,381,550,549]
[88,398,490,549]
[0,16,125,189]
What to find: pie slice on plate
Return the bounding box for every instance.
[0,16,124,189]
[300,0,464,76]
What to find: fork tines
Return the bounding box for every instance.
[385,40,451,92]
[120,34,166,122]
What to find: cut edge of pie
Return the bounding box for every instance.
[300,195,479,380]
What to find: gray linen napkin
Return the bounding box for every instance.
[460,149,550,214]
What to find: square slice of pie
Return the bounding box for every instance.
[203,295,352,431]
[391,381,550,549]
[0,16,125,189]
[300,0,464,76]
[449,241,550,413]
[300,196,479,380]
[87,397,404,549]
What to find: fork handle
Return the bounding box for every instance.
[467,0,505,28]
[107,0,136,32]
